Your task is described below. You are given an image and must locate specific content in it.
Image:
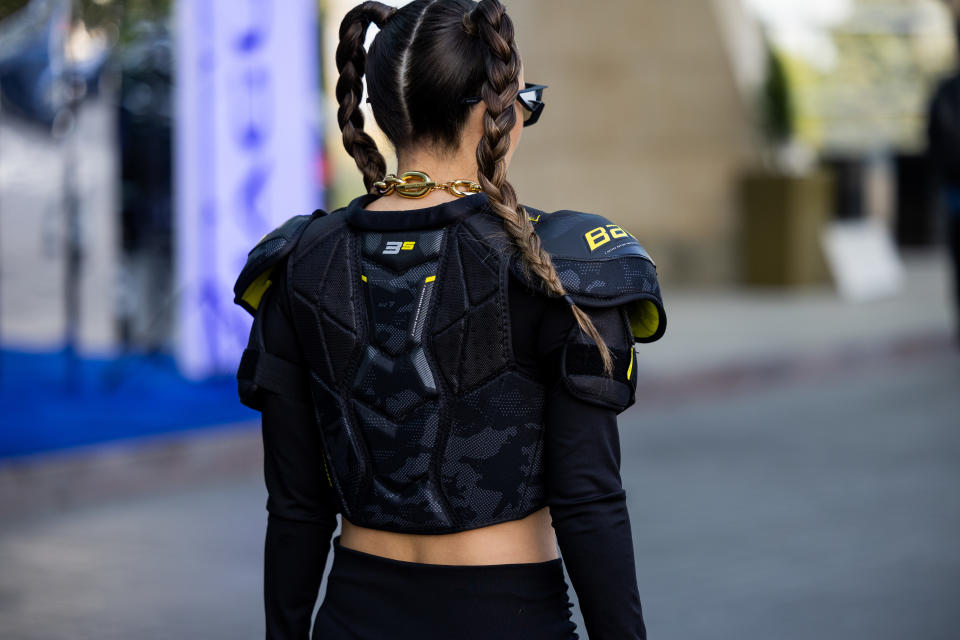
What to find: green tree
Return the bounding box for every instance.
[760,44,794,146]
[0,1,172,40]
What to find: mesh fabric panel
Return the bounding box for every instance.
[362,260,438,356]
[441,371,546,524]
[459,236,499,306]
[458,297,508,390]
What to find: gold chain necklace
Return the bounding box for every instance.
[373,171,483,199]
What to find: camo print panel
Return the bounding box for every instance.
[340,228,453,528]
[354,229,443,422]
[440,371,547,525]
[351,400,452,529]
[360,261,439,356]
[551,256,661,303]
[352,344,437,419]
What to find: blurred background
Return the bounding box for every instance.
[1,0,958,638]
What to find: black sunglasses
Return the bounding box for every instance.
[461,83,547,127]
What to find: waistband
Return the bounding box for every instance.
[318,536,578,639]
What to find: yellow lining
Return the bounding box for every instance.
[628,299,660,340]
[627,348,634,380]
[425,275,436,283]
[240,267,275,311]
[361,274,367,282]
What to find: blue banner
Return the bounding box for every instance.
[174,0,321,379]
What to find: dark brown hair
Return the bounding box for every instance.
[335,0,612,372]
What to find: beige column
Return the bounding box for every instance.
[506,0,757,285]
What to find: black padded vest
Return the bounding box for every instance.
[285,193,546,533]
[235,191,667,534]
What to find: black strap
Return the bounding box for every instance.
[560,342,637,413]
[564,344,633,379]
[238,348,311,405]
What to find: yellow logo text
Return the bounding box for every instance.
[584,224,633,251]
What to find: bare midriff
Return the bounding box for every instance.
[339,505,558,565]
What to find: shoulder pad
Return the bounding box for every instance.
[233,210,324,316]
[521,208,667,343]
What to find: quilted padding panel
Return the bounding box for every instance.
[440,371,547,525]
[286,212,549,533]
[350,400,452,529]
[289,223,361,389]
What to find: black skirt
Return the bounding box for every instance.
[312,536,580,639]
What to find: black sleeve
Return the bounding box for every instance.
[539,300,647,640]
[244,269,339,640]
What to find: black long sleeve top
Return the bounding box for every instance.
[250,264,646,640]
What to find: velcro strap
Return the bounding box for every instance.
[564,344,633,380]
[238,348,310,403]
[560,344,636,412]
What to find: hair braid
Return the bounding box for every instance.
[465,0,614,375]
[336,2,397,192]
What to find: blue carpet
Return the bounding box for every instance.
[0,348,258,458]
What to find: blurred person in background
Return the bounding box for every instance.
[232,0,666,638]
[928,1,960,344]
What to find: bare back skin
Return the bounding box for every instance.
[339,72,560,565]
[341,507,557,565]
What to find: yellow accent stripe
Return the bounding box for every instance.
[361,274,367,282]
[317,443,334,488]
[425,275,436,283]
[322,456,333,488]
[241,267,275,311]
[626,348,634,380]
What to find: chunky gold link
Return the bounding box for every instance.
[446,179,483,197]
[373,171,482,199]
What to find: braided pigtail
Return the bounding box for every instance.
[336,2,397,192]
[464,0,614,375]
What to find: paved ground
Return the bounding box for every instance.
[630,350,960,640]
[1,348,958,639]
